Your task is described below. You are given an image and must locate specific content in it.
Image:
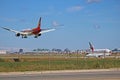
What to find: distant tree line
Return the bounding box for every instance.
[32,48,84,54]
[33,48,73,53]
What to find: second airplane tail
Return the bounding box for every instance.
[89,42,94,52]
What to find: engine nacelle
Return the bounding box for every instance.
[16,33,20,37]
[38,34,41,36]
[34,34,41,38]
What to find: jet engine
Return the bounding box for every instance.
[34,34,41,38]
[16,33,20,37]
[38,34,41,36]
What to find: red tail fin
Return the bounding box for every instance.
[89,42,94,52]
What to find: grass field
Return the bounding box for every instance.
[0,54,120,72]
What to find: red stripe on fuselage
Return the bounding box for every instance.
[22,26,41,35]
[32,26,41,34]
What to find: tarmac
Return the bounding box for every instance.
[0,69,120,80]
[0,68,119,75]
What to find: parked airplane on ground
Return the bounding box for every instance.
[1,17,55,38]
[86,42,111,57]
[89,42,111,53]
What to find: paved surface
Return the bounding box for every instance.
[0,70,120,80]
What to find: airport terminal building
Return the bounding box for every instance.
[0,50,7,54]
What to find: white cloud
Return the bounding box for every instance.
[94,25,101,29]
[52,21,59,27]
[67,5,83,12]
[52,21,63,27]
[87,0,101,3]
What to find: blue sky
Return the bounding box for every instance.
[0,0,120,51]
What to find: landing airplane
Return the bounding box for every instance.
[86,42,111,58]
[1,17,55,38]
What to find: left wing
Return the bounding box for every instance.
[1,27,28,35]
[40,28,55,34]
[1,27,20,33]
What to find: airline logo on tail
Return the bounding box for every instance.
[1,17,55,38]
[89,42,94,52]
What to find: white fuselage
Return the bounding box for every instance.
[92,49,111,53]
[86,52,111,58]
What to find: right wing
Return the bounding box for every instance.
[40,28,55,34]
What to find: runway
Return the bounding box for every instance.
[0,70,120,80]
